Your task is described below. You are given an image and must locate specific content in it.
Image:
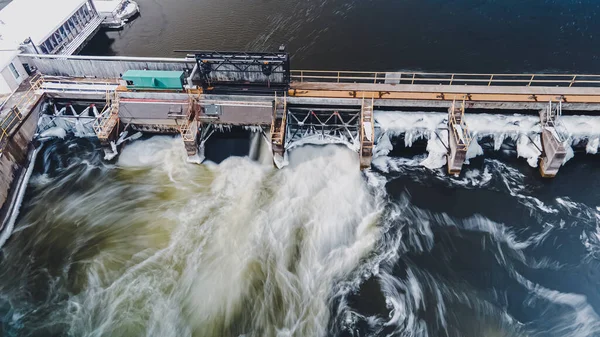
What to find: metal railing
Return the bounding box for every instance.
[0,74,44,153]
[270,92,287,146]
[40,76,118,93]
[179,93,198,142]
[291,70,600,87]
[93,90,119,140]
[542,101,569,143]
[360,97,374,142]
[449,96,473,150]
[179,119,198,142]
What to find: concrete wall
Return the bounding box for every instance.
[119,99,189,126]
[19,55,195,79]
[0,57,28,94]
[0,72,11,95]
[12,58,28,82]
[0,98,43,228]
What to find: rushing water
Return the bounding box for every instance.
[2,134,600,336]
[3,0,600,336]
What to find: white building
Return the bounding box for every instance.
[0,0,103,94]
[94,0,140,29]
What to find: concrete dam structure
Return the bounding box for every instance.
[2,51,600,231]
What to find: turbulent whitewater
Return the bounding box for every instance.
[1,134,600,337]
[0,137,384,337]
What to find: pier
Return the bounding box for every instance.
[2,51,600,223]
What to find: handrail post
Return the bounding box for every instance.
[569,75,577,87]
[373,72,378,84]
[488,75,494,86]
[337,72,340,83]
[411,73,416,85]
[449,74,455,85]
[528,75,535,86]
[300,71,303,83]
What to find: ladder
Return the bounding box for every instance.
[449,96,472,151]
[93,90,120,142]
[270,92,287,152]
[541,101,568,143]
[179,92,199,142]
[359,97,375,169]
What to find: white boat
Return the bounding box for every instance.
[93,0,140,29]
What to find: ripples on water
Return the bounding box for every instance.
[0,135,599,337]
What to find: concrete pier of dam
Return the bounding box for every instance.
[2,51,600,230]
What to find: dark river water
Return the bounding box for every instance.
[2,0,600,337]
[80,0,600,72]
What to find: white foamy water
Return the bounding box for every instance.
[375,111,600,169]
[3,133,600,337]
[42,137,385,337]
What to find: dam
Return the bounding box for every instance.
[3,52,600,226]
[0,51,599,236]
[0,50,600,336]
[2,0,600,334]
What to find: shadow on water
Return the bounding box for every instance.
[204,127,253,164]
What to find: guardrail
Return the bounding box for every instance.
[93,90,119,140]
[179,95,198,142]
[0,74,43,153]
[449,97,472,151]
[40,77,119,93]
[291,70,600,87]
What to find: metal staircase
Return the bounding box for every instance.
[539,101,569,178]
[541,101,568,142]
[93,90,120,142]
[179,92,200,155]
[270,93,287,155]
[0,74,44,153]
[449,96,472,151]
[359,97,375,169]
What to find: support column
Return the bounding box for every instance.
[359,98,374,170]
[180,97,199,157]
[270,94,287,167]
[539,129,567,178]
[187,63,199,89]
[182,120,199,156]
[447,98,471,175]
[539,103,567,178]
[94,93,121,159]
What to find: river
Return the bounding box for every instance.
[2,0,600,336]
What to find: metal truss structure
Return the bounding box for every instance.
[193,51,290,93]
[285,107,361,149]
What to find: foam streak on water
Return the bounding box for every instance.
[0,137,384,337]
[2,135,600,337]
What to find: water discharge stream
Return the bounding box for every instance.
[0,137,383,337]
[1,135,600,337]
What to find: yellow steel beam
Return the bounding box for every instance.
[288,89,600,104]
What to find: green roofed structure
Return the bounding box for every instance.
[122,70,185,90]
